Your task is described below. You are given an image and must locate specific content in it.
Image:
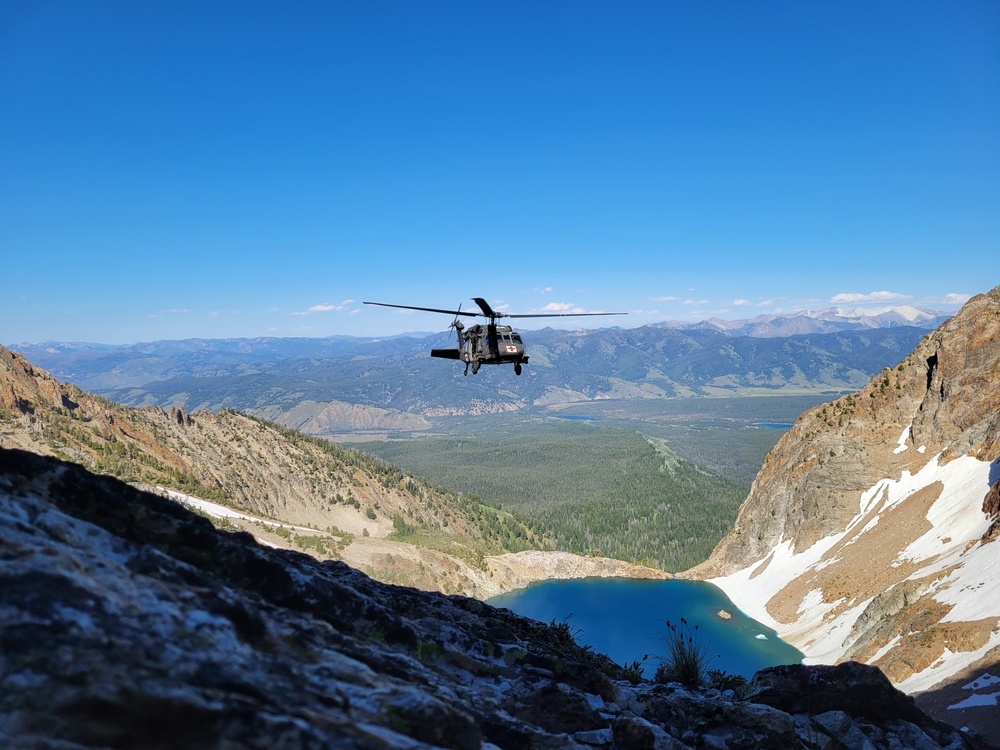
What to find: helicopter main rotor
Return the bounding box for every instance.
[362,298,626,377]
[363,298,625,324]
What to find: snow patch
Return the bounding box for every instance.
[949,692,1000,710]
[710,534,841,633]
[869,634,902,663]
[893,424,910,454]
[798,589,823,616]
[160,487,316,534]
[711,453,997,693]
[963,673,1000,691]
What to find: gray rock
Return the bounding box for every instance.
[0,449,974,750]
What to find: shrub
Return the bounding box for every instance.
[620,660,646,685]
[654,618,716,687]
[707,668,750,696]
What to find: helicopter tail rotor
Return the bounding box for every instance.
[430,304,465,360]
[450,304,465,340]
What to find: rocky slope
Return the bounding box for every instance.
[1,343,661,597]
[0,448,976,749]
[691,286,1000,743]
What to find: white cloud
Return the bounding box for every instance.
[830,290,909,304]
[651,295,677,302]
[537,301,584,313]
[147,308,191,318]
[732,299,751,307]
[535,286,554,294]
[943,293,971,306]
[292,299,354,316]
[684,299,709,305]
[757,299,774,307]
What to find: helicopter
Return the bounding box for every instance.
[363,297,626,376]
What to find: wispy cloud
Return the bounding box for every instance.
[943,293,971,306]
[147,308,191,318]
[683,299,709,305]
[292,299,355,316]
[732,298,751,307]
[536,301,586,314]
[830,290,909,304]
[534,286,554,294]
[651,295,677,302]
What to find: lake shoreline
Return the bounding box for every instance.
[487,574,806,679]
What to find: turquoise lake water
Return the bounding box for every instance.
[488,578,804,679]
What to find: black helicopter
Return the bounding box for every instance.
[363,297,626,375]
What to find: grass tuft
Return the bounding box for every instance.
[654,617,716,687]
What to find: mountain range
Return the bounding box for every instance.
[15,322,933,434]
[655,305,951,338]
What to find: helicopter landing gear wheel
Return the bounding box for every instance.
[514,363,522,376]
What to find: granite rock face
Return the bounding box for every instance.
[690,288,1000,737]
[0,449,973,749]
[698,287,1000,574]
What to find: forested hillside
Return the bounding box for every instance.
[349,424,747,571]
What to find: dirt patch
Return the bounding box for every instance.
[876,615,999,683]
[766,482,942,626]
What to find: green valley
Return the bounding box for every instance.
[346,395,828,571]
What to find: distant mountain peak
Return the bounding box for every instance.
[655,305,950,338]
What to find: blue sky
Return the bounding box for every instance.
[2,1,998,344]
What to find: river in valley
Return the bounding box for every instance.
[488,577,804,679]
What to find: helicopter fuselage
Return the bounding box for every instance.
[431,323,528,375]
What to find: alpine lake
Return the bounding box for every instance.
[355,397,820,678]
[488,577,804,680]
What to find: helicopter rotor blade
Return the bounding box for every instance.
[506,312,627,318]
[471,297,502,319]
[364,300,626,320]
[363,301,481,317]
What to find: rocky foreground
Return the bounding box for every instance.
[1,448,979,749]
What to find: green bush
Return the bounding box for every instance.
[654,618,716,687]
[707,668,750,696]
